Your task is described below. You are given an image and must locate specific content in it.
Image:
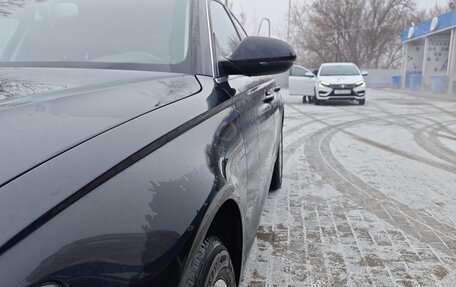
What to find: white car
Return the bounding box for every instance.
[314,63,368,105]
[289,65,317,103]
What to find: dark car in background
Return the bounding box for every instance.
[0,0,295,286]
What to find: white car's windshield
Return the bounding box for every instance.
[0,0,191,70]
[320,65,360,76]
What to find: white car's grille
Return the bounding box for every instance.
[330,84,356,89]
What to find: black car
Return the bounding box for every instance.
[0,0,295,286]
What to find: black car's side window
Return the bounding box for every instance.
[210,1,241,57]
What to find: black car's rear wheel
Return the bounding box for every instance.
[186,237,236,287]
[359,99,366,105]
[270,128,283,191]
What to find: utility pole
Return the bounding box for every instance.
[225,0,229,7]
[335,0,341,62]
[287,0,291,41]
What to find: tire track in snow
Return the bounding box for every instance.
[285,103,456,256]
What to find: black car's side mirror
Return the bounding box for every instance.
[219,36,296,77]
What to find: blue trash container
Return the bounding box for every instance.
[409,74,422,90]
[431,74,449,94]
[405,74,411,88]
[391,76,401,89]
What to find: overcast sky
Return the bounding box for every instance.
[229,0,450,38]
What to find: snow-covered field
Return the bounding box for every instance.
[241,89,456,286]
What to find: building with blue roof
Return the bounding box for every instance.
[400,9,456,94]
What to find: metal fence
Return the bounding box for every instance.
[363,69,400,89]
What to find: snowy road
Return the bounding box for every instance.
[241,89,456,286]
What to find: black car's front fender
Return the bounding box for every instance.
[0,77,248,287]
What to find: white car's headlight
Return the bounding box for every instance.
[319,80,330,88]
[355,81,366,88]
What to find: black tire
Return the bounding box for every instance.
[314,99,321,105]
[302,96,307,103]
[270,128,283,191]
[359,99,365,105]
[186,237,236,287]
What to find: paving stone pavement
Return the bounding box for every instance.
[241,89,456,287]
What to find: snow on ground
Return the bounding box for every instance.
[241,89,456,287]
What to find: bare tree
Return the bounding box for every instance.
[0,0,24,16]
[426,0,455,17]
[451,0,456,10]
[229,4,249,33]
[1,0,47,16]
[289,0,418,69]
[237,9,247,27]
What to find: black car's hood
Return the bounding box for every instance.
[0,68,201,187]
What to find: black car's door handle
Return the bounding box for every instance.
[264,86,281,103]
[263,93,275,103]
[266,86,281,95]
[219,157,228,180]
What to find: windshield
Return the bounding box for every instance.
[319,65,360,76]
[0,0,191,72]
